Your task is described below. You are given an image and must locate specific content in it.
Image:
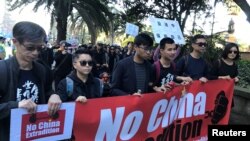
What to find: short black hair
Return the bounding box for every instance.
[72,48,92,63]
[159,37,175,49]
[191,34,206,43]
[134,33,153,47]
[221,43,240,60]
[13,21,46,44]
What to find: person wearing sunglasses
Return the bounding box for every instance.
[111,33,154,96]
[176,34,209,83]
[208,43,240,107]
[208,42,240,81]
[0,21,62,141]
[56,49,103,103]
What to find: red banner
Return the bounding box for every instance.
[21,110,65,141]
[74,80,234,141]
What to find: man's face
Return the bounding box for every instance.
[14,39,45,63]
[59,43,66,50]
[192,38,207,53]
[160,43,177,61]
[135,44,153,60]
[97,44,102,50]
[128,42,134,50]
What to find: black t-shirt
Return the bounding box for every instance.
[155,63,176,87]
[16,70,40,103]
[208,59,238,80]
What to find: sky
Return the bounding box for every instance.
[0,0,51,34]
[1,0,250,44]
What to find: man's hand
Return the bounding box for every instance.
[76,96,87,103]
[199,77,208,83]
[181,76,193,82]
[18,99,37,114]
[132,93,142,97]
[218,75,231,80]
[48,94,62,116]
[153,86,166,93]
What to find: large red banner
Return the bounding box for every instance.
[74,80,234,141]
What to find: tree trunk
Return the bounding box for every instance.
[233,0,250,23]
[56,17,67,44]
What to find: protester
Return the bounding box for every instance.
[108,45,120,73]
[208,43,240,107]
[38,42,54,69]
[56,49,103,102]
[92,42,109,77]
[208,43,239,81]
[0,21,62,141]
[53,40,73,89]
[152,37,192,93]
[123,41,135,58]
[110,33,154,96]
[176,34,209,82]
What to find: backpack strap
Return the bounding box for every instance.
[154,60,161,84]
[66,77,74,97]
[218,58,221,68]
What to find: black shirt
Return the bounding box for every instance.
[16,70,40,103]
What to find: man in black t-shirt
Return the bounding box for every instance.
[152,37,192,93]
[0,21,62,141]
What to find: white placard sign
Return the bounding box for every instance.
[149,17,185,44]
[125,22,139,37]
[10,103,75,141]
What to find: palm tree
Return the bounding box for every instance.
[7,0,112,44]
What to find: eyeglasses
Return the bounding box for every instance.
[22,44,45,52]
[229,50,238,54]
[79,60,93,66]
[195,42,207,47]
[138,45,153,52]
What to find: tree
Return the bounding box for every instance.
[7,0,112,44]
[215,0,250,23]
[148,0,211,32]
[108,0,149,35]
[109,0,212,33]
[233,0,250,23]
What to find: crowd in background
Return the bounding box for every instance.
[0,21,240,141]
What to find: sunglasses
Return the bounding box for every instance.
[195,42,207,47]
[22,44,45,52]
[79,60,93,66]
[229,50,238,54]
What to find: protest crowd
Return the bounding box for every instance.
[0,21,240,141]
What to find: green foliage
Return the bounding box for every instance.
[112,0,149,34]
[237,60,250,88]
[203,35,225,67]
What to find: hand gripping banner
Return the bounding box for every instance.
[73,80,234,141]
